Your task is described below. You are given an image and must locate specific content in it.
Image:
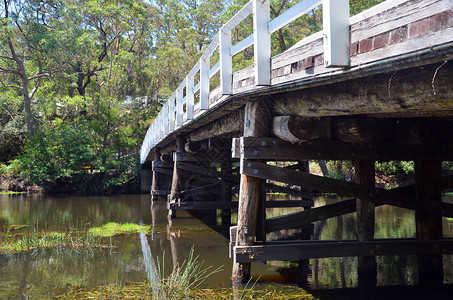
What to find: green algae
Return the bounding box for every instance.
[88,222,151,237]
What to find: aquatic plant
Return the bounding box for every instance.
[88,222,150,237]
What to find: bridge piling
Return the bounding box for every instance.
[232,99,272,284]
[150,148,161,201]
[355,160,377,290]
[168,135,185,218]
[415,160,443,287]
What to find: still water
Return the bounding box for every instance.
[0,193,452,298]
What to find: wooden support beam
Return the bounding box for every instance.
[151,149,161,201]
[221,161,233,227]
[265,183,313,199]
[241,160,453,217]
[234,239,453,263]
[415,160,443,287]
[266,198,357,233]
[176,162,220,180]
[265,200,314,208]
[234,137,453,161]
[152,167,173,176]
[355,160,377,290]
[152,160,172,169]
[180,182,221,199]
[169,135,185,218]
[151,190,170,196]
[265,174,453,233]
[168,201,238,210]
[233,99,272,284]
[273,62,453,118]
[273,115,329,143]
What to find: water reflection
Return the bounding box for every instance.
[1,193,453,298]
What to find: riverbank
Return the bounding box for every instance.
[0,172,140,195]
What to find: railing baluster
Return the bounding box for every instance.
[323,0,350,67]
[200,56,210,110]
[253,0,271,86]
[186,75,194,120]
[169,94,175,131]
[220,26,233,95]
[176,85,184,127]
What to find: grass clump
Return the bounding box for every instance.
[88,222,150,237]
[0,229,102,254]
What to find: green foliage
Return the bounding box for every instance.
[375,161,415,176]
[18,119,96,185]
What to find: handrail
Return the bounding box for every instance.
[140,0,350,164]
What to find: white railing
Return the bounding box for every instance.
[141,0,350,164]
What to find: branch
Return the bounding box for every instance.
[27,72,50,81]
[0,67,21,76]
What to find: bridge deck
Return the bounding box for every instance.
[141,0,453,163]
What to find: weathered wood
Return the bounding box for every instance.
[169,135,185,218]
[168,201,238,210]
[233,99,272,284]
[265,200,315,208]
[221,161,233,226]
[160,154,173,162]
[241,159,453,217]
[152,160,172,169]
[415,160,443,287]
[184,141,204,154]
[355,160,377,290]
[151,190,170,196]
[180,182,221,198]
[173,152,199,162]
[273,62,453,118]
[176,162,220,179]
[151,149,161,200]
[265,183,313,199]
[230,226,237,259]
[234,239,453,263]
[152,167,174,176]
[188,107,244,142]
[266,198,357,233]
[272,115,329,143]
[235,137,453,161]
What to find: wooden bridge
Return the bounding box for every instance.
[140,0,453,289]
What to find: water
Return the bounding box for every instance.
[1,193,452,298]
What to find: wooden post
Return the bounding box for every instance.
[232,99,272,284]
[151,149,161,201]
[355,160,377,290]
[415,160,443,286]
[298,160,311,286]
[168,135,185,218]
[221,160,232,227]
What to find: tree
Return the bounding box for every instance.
[0,0,58,136]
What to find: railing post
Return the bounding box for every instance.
[163,103,168,135]
[200,56,210,110]
[253,0,271,86]
[323,0,350,67]
[169,94,175,131]
[186,75,194,120]
[176,86,183,127]
[220,26,233,95]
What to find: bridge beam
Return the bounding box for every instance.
[232,98,272,285]
[150,148,161,201]
[168,135,185,218]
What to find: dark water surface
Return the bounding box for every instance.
[1,193,453,298]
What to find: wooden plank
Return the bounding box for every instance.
[234,239,453,263]
[265,183,313,199]
[241,159,453,217]
[153,167,173,176]
[168,201,238,210]
[174,152,199,162]
[229,226,237,259]
[415,160,443,286]
[151,190,170,196]
[181,183,221,198]
[265,200,314,208]
[355,160,377,289]
[266,198,357,233]
[152,160,172,169]
[177,162,220,179]
[238,137,453,161]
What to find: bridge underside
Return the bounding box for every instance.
[144,60,453,288]
[141,0,453,290]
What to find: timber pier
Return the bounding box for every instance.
[141,0,453,289]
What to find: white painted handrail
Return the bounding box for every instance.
[141,0,351,164]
